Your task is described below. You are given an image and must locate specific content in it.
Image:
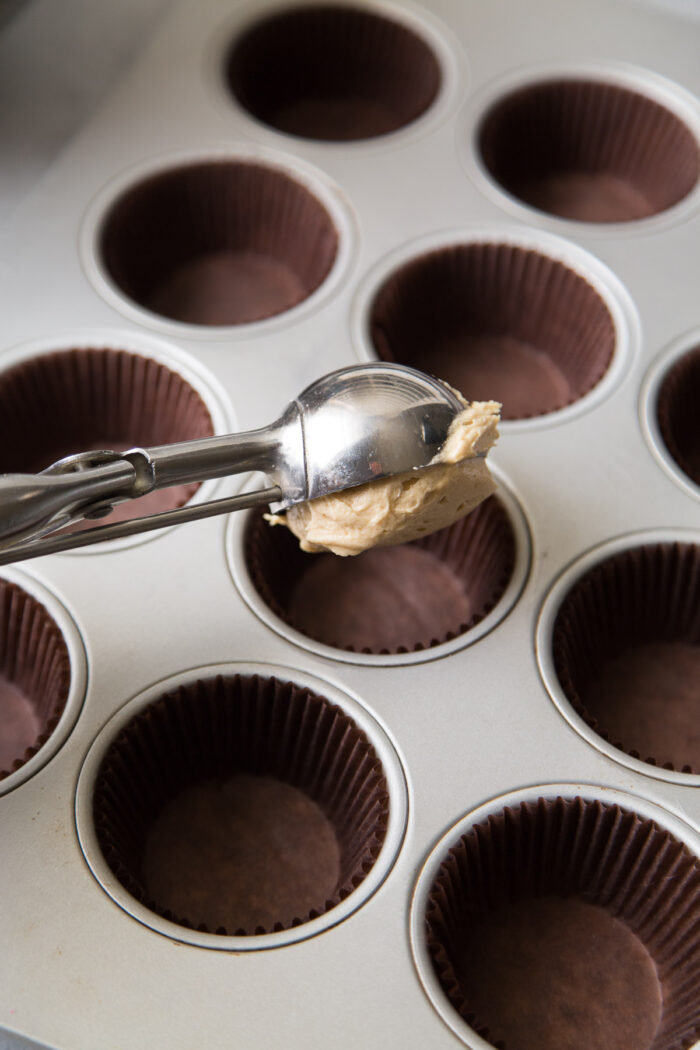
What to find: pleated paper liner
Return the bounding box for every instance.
[100,160,339,325]
[369,243,615,420]
[0,579,71,780]
[479,78,700,222]
[424,796,700,1050]
[552,542,700,773]
[0,347,214,531]
[92,673,389,935]
[244,496,515,654]
[656,345,700,488]
[226,4,440,142]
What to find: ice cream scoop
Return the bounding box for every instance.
[267,398,500,555]
[0,362,479,564]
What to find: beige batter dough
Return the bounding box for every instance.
[266,397,500,556]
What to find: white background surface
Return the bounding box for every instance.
[0,0,172,227]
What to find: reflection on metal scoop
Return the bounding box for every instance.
[0,363,466,565]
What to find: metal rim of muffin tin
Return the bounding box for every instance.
[0,328,236,554]
[74,660,409,951]
[459,59,700,237]
[536,527,700,787]
[202,0,466,153]
[78,144,358,340]
[350,224,641,432]
[640,329,700,503]
[0,566,87,797]
[225,463,532,667]
[409,780,700,1050]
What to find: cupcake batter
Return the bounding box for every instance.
[267,398,500,556]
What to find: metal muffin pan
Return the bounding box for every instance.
[1,0,699,1048]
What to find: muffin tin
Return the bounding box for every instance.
[1,0,700,1048]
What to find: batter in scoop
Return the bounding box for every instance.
[266,396,500,556]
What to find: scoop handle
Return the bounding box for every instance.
[137,423,285,488]
[0,408,301,554]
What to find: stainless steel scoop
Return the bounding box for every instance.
[0,362,466,565]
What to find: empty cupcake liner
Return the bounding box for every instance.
[552,542,700,773]
[369,242,616,420]
[244,495,516,654]
[91,672,389,936]
[0,346,214,529]
[424,795,700,1050]
[226,4,441,142]
[479,78,700,222]
[0,579,71,780]
[656,345,700,489]
[99,160,339,325]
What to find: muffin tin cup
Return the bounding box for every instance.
[246,495,512,650]
[642,334,700,502]
[0,331,233,554]
[411,784,700,1050]
[81,147,356,338]
[227,467,531,666]
[0,568,87,795]
[461,63,700,234]
[75,662,408,950]
[225,2,443,143]
[656,347,700,486]
[212,0,466,149]
[537,530,700,786]
[352,227,639,429]
[479,81,699,222]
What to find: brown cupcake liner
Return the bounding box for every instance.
[245,495,516,654]
[369,243,615,420]
[92,673,389,935]
[552,543,700,773]
[0,580,71,779]
[425,796,700,1050]
[657,346,700,488]
[226,5,441,142]
[0,346,214,529]
[100,161,339,325]
[479,79,700,222]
